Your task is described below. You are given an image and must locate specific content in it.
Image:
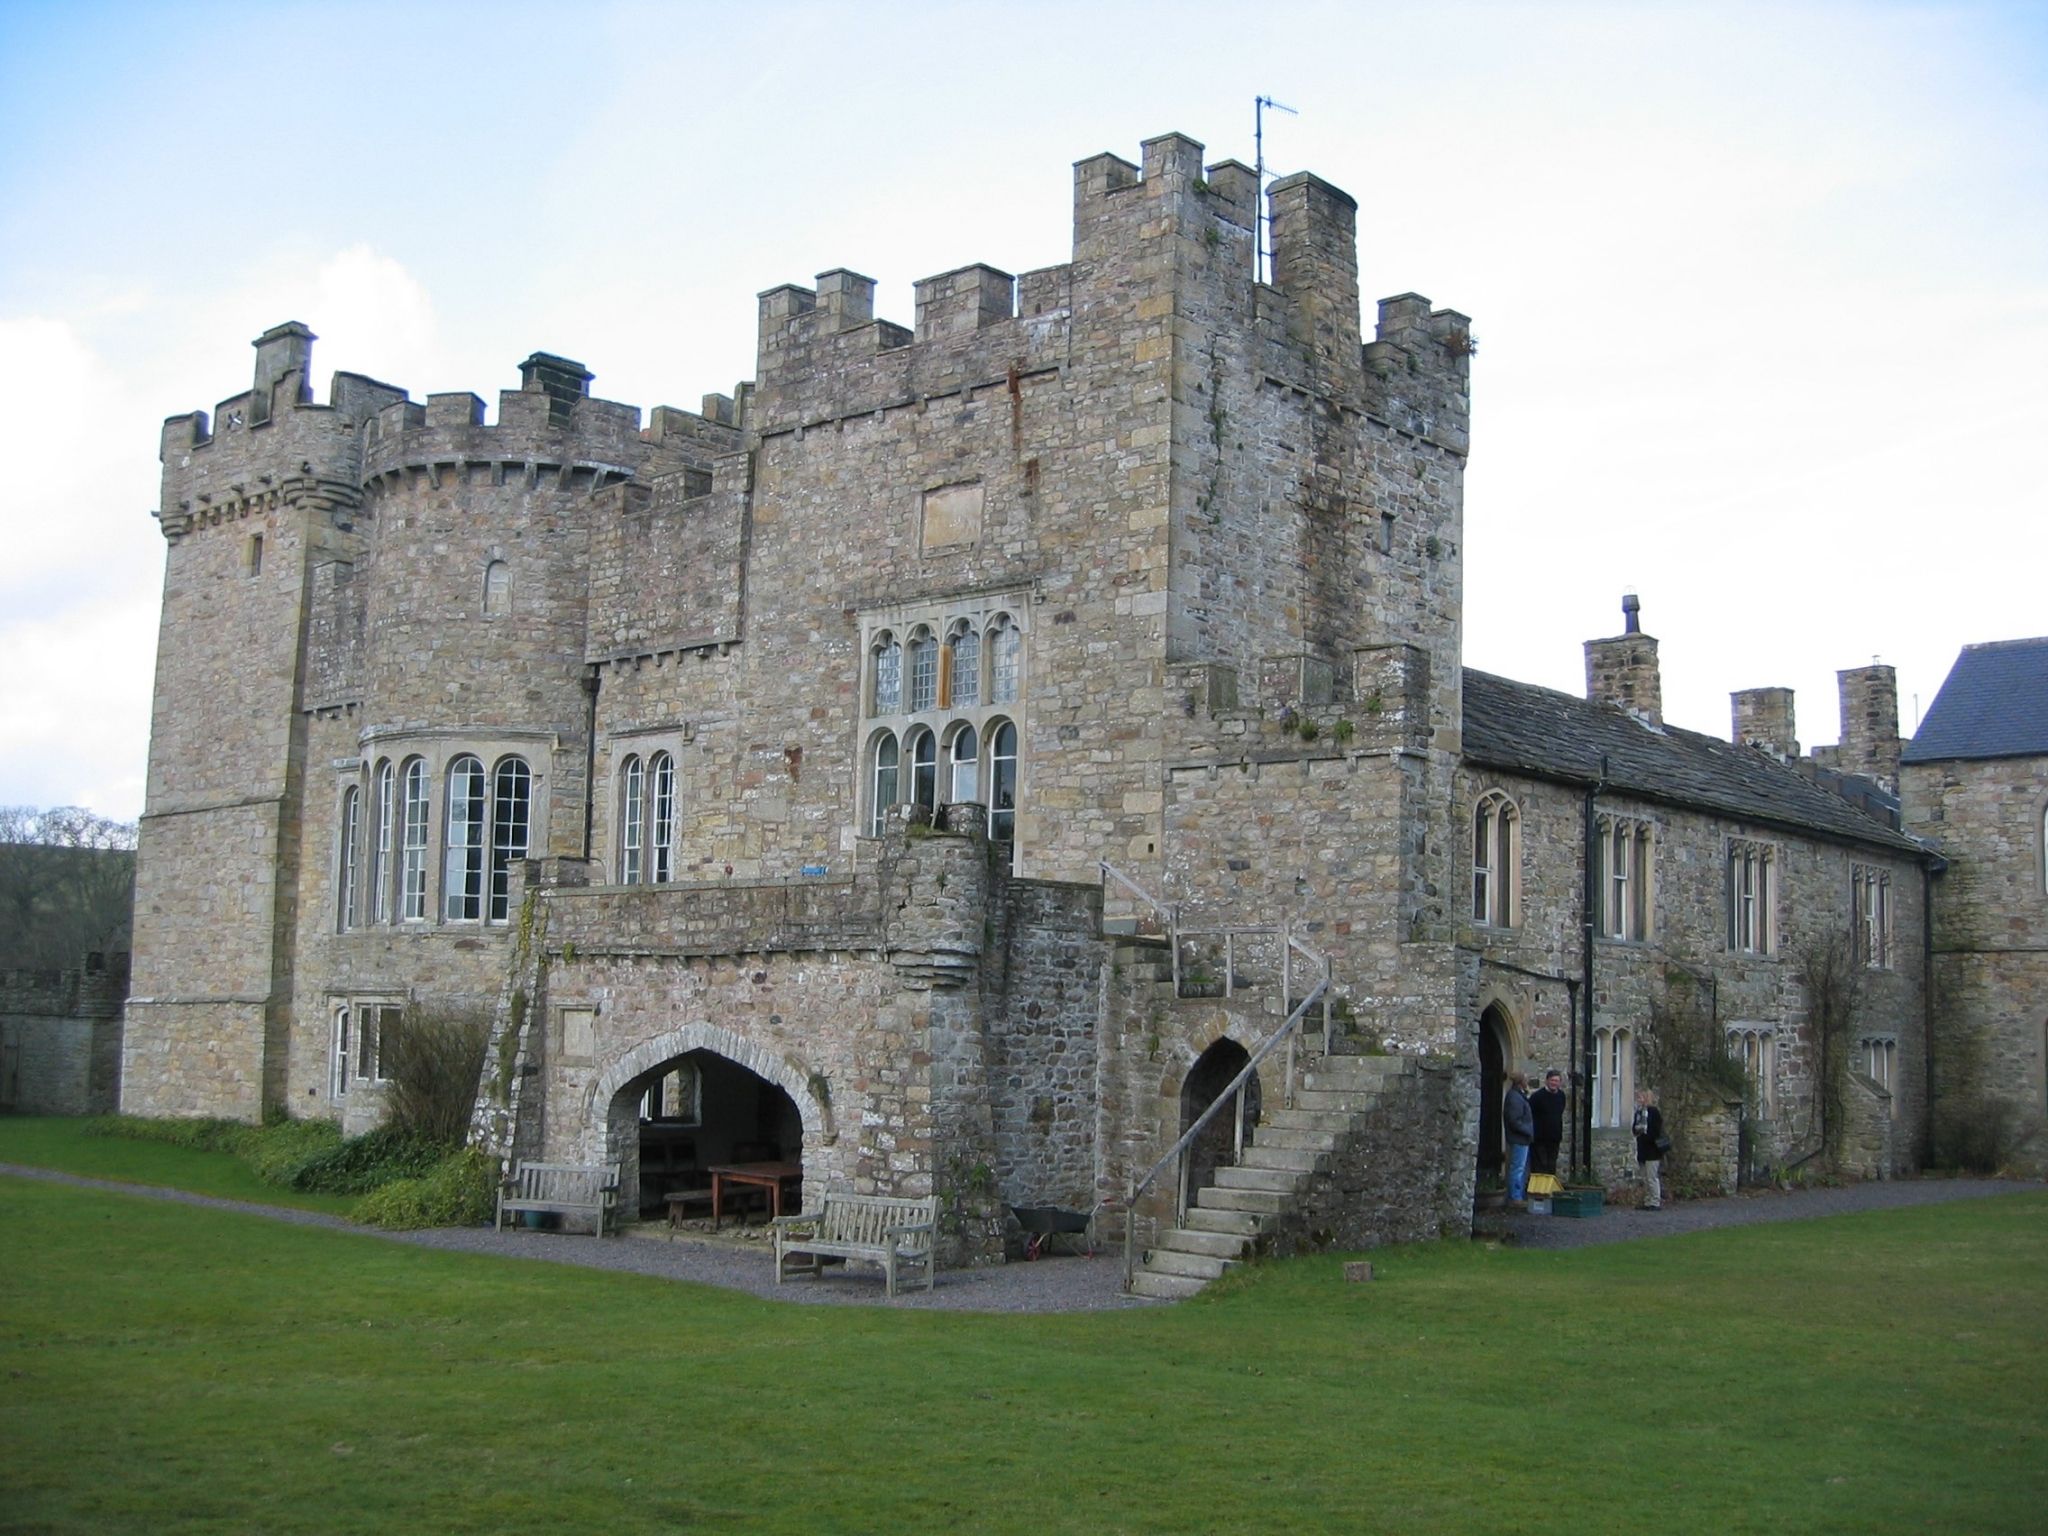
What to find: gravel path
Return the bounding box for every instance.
[0,1164,1153,1313]
[1495,1175,2041,1248]
[9,1163,2039,1306]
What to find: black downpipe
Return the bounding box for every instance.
[1577,755,1608,1180]
[580,666,601,862]
[1921,857,1941,1165]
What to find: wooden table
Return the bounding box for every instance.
[709,1161,803,1230]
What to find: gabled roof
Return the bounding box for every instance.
[1461,669,1922,855]
[1901,637,2048,764]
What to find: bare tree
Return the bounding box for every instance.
[0,805,138,972]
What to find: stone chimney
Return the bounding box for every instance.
[1732,687,1798,759]
[1584,592,1662,725]
[1836,664,1901,789]
[519,352,594,427]
[250,321,315,425]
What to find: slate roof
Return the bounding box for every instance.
[1462,669,1923,855]
[1901,637,2048,764]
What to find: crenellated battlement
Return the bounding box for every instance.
[160,326,746,535]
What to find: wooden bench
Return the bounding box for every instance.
[495,1159,620,1238]
[772,1192,939,1298]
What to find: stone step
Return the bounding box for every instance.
[1183,1206,1264,1237]
[1212,1165,1305,1195]
[1252,1124,1344,1152]
[1129,1270,1207,1300]
[1238,1144,1325,1174]
[1157,1227,1250,1260]
[1195,1185,1289,1214]
[1300,1057,1414,1088]
[1289,1086,1387,1115]
[1260,1107,1353,1134]
[1143,1246,1233,1281]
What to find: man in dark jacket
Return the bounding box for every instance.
[1529,1069,1567,1186]
[1503,1071,1535,1205]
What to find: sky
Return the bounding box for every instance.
[1,0,2043,824]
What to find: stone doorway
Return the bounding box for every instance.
[1179,1038,1260,1211]
[606,1048,804,1222]
[1477,1004,1510,1184]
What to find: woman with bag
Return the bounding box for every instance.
[1632,1087,1667,1211]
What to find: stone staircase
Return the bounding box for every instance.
[1129,1051,1420,1300]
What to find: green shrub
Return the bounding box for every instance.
[83,1114,257,1156]
[353,1148,496,1230]
[1932,1089,2026,1174]
[384,1005,492,1147]
[289,1126,446,1195]
[238,1117,344,1188]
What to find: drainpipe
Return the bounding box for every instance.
[581,666,601,862]
[1578,755,1608,1180]
[1920,855,1942,1166]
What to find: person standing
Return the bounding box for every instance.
[1503,1070,1535,1206]
[1529,1069,1567,1186]
[1632,1087,1666,1210]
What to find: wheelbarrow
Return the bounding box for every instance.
[1009,1204,1095,1259]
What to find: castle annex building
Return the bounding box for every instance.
[123,132,1985,1291]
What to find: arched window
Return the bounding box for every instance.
[399,758,429,921]
[869,733,899,838]
[370,760,395,924]
[489,757,530,923]
[619,755,644,884]
[482,559,511,617]
[337,787,360,932]
[870,631,902,715]
[907,727,938,816]
[1472,792,1518,927]
[950,724,980,804]
[946,620,980,708]
[1593,1026,1634,1128]
[444,755,487,920]
[988,614,1021,704]
[1598,816,1654,941]
[989,720,1017,843]
[907,627,938,713]
[1728,1025,1777,1117]
[649,752,675,884]
[331,1005,352,1099]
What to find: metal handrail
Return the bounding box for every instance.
[1100,859,1180,994]
[1122,976,1328,1292]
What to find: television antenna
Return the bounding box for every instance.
[1254,93,1298,286]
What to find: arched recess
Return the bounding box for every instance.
[1179,1037,1261,1210]
[586,1022,829,1219]
[1477,1001,1518,1182]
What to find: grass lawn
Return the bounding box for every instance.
[1,1148,2044,1534]
[0,1117,357,1215]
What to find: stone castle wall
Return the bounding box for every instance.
[1457,767,1927,1182]
[1,965,126,1115]
[1902,753,2048,1172]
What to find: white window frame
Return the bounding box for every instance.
[907,626,938,714]
[1854,865,1893,970]
[1593,1025,1635,1129]
[946,620,980,709]
[1471,791,1518,928]
[399,757,430,922]
[868,732,899,838]
[370,760,395,924]
[648,752,675,885]
[337,785,361,933]
[331,999,402,1098]
[444,754,487,921]
[1727,1023,1777,1117]
[1728,839,1776,955]
[949,722,980,805]
[619,754,644,885]
[1599,816,1655,941]
[988,718,1018,844]
[489,756,531,922]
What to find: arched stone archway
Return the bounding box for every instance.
[586,1023,828,1221]
[1179,1036,1260,1209]
[1477,1002,1514,1182]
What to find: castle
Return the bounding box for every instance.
[118,131,2034,1293]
